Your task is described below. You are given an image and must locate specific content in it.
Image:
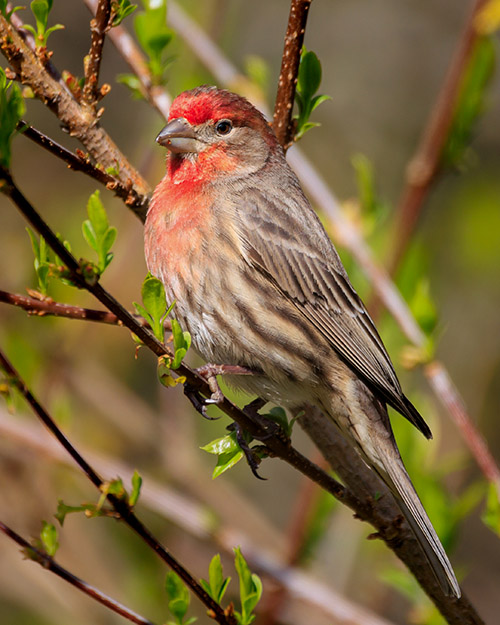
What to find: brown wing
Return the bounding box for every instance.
[236,185,431,439]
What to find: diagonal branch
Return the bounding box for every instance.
[0,346,235,625]
[18,121,146,211]
[273,0,313,149]
[0,520,157,625]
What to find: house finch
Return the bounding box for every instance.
[145,85,460,597]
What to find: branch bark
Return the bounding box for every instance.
[82,0,111,111]
[272,0,313,149]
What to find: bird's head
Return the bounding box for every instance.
[156,86,280,179]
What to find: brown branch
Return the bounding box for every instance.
[385,0,488,278]
[0,520,157,625]
[0,13,150,220]
[18,121,145,211]
[425,361,500,497]
[83,0,171,119]
[0,346,235,625]
[299,406,484,625]
[0,289,125,325]
[82,0,111,111]
[272,0,313,149]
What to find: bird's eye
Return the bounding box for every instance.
[215,119,233,136]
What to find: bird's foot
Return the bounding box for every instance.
[227,421,265,480]
[183,384,220,420]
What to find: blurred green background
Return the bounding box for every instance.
[1,1,499,624]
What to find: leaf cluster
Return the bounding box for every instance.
[165,549,262,625]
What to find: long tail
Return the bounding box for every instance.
[377,441,461,598]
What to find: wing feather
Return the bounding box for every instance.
[237,184,431,438]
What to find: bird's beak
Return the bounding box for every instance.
[156,118,203,154]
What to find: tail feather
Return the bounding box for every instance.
[380,452,461,598]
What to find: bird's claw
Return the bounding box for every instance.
[183,384,220,420]
[227,422,266,480]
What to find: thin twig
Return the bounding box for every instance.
[272,0,313,149]
[0,346,235,625]
[82,0,111,110]
[18,121,145,211]
[385,0,488,278]
[0,521,157,625]
[0,289,125,325]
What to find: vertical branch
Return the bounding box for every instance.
[386,0,487,278]
[272,0,313,149]
[82,0,112,111]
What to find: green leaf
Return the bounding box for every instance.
[111,0,137,27]
[133,2,174,84]
[87,190,109,236]
[170,318,191,368]
[294,49,330,141]
[165,571,194,625]
[40,521,59,556]
[0,0,23,22]
[204,554,230,603]
[129,470,142,507]
[55,500,93,526]
[27,0,63,47]
[409,278,438,336]
[201,433,241,456]
[297,49,322,101]
[117,73,145,99]
[140,274,167,340]
[102,226,117,254]
[82,220,98,251]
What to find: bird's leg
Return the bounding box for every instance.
[195,363,255,405]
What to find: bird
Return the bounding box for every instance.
[144,85,461,598]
